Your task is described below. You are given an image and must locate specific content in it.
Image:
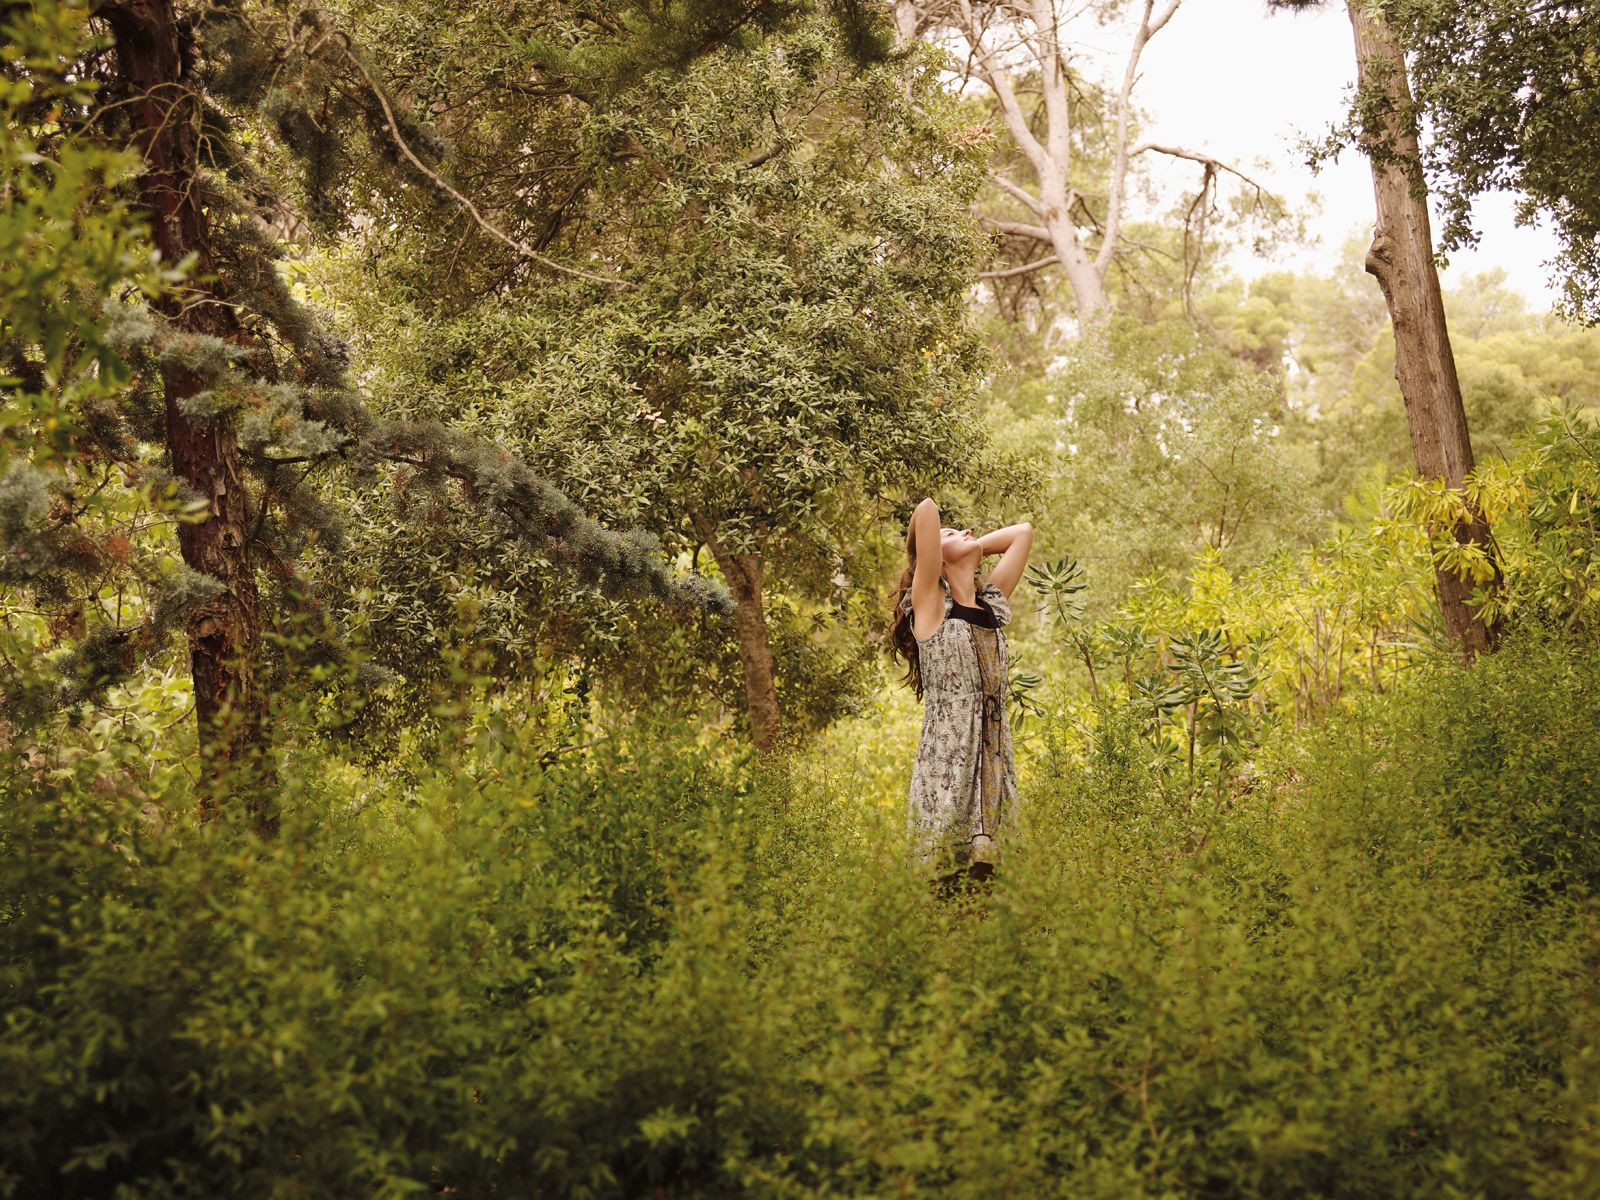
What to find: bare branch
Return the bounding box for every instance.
[1097,0,1185,275]
[960,0,1051,175]
[1148,0,1183,41]
[1132,142,1273,194]
[988,172,1046,216]
[979,255,1061,279]
[981,215,1053,241]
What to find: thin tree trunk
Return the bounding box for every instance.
[1345,2,1502,657]
[104,0,273,824]
[691,513,782,753]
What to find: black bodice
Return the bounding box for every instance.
[948,598,999,630]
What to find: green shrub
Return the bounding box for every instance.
[2,632,1597,1198]
[1294,624,1600,900]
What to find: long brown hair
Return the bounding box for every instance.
[889,523,943,701]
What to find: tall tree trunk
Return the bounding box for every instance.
[1041,192,1111,321]
[691,513,782,753]
[103,0,273,823]
[1346,2,1502,657]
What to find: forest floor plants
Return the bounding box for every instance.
[2,627,1597,1198]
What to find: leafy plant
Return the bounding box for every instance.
[1005,648,1046,733]
[1025,554,1102,698]
[1163,626,1261,798]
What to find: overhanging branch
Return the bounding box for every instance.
[979,255,1061,279]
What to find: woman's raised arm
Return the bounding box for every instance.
[908,496,940,633]
[977,521,1034,601]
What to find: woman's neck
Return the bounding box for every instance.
[945,576,978,607]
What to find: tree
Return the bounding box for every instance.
[96,0,277,794]
[895,0,1276,328]
[1292,267,1600,512]
[1379,0,1600,324]
[313,13,992,752]
[1271,0,1502,655]
[4,0,793,821]
[1001,317,1321,601]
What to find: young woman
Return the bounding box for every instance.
[889,497,1034,895]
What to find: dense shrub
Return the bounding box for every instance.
[1287,624,1600,900]
[2,631,1597,1198]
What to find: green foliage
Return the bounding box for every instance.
[0,1,172,468]
[1378,0,1600,323]
[1001,317,1324,602]
[0,1,209,729]
[3,627,1598,1197]
[1459,404,1600,631]
[998,380,1600,840]
[1025,553,1270,804]
[1162,627,1261,771]
[2,0,738,757]
[1321,625,1600,901]
[6,11,1600,1195]
[305,15,991,734]
[1274,0,1600,320]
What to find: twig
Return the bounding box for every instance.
[337,44,632,289]
[1132,142,1274,197]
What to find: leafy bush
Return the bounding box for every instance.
[2,631,1597,1198]
[1308,624,1600,900]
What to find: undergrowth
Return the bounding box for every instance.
[2,631,1597,1198]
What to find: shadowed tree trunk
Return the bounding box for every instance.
[691,512,782,753]
[1345,1,1502,656]
[102,0,274,826]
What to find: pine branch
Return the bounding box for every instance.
[363,420,734,615]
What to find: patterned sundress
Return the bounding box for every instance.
[899,580,1018,870]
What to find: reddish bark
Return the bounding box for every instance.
[102,0,273,823]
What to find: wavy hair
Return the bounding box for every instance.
[888,523,948,701]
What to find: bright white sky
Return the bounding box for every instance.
[1112,0,1561,308]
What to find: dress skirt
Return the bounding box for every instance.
[901,582,1019,870]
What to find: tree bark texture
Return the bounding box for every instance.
[692,514,783,753]
[1345,2,1502,656]
[103,0,273,819]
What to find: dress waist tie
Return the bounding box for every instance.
[969,625,1004,843]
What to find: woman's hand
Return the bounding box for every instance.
[977,521,1034,600]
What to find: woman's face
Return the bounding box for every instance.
[939,525,978,571]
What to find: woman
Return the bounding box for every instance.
[889,496,1034,895]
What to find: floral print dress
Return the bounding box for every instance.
[899,580,1018,870]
